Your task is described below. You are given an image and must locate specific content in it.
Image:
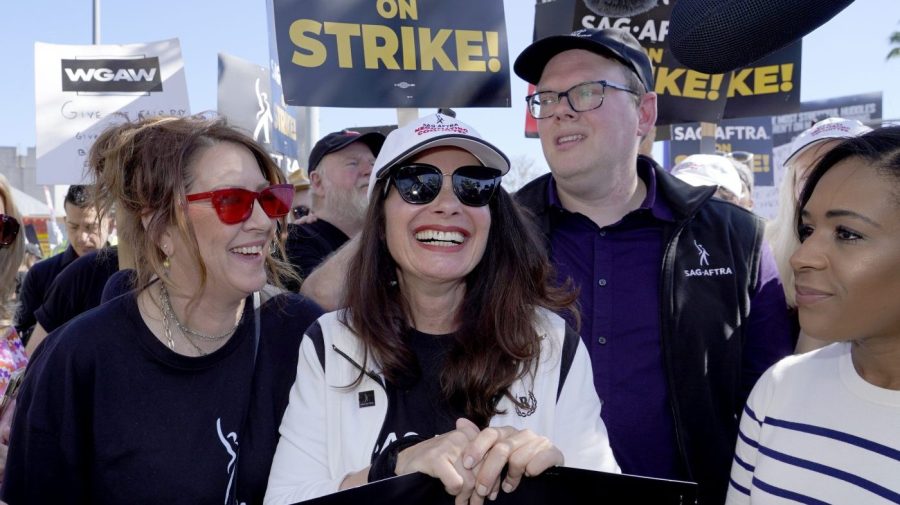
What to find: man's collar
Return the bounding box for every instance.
[546,156,675,223]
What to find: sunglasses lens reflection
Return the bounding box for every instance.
[453,166,501,207]
[392,164,500,207]
[394,165,442,205]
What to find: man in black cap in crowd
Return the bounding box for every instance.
[284,129,384,290]
[512,28,793,504]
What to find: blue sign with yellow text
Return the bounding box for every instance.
[272,0,511,108]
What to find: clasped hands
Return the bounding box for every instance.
[394,418,563,505]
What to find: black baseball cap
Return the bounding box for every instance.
[308,130,386,174]
[514,28,654,92]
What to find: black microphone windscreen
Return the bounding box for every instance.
[581,0,658,17]
[669,0,855,74]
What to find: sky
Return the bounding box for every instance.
[1,0,899,180]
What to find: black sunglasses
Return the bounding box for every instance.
[387,164,502,207]
[0,214,20,247]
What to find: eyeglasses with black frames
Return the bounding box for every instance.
[186,184,294,225]
[525,80,640,119]
[387,164,502,207]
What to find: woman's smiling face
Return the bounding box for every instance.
[384,147,492,290]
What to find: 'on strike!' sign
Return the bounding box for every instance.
[272,0,511,108]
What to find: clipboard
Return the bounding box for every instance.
[293,466,697,505]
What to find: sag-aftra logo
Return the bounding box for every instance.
[684,240,734,278]
[61,57,163,93]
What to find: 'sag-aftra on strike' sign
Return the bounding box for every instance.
[271,0,511,108]
[35,39,189,184]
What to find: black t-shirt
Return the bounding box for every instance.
[3,290,323,505]
[14,245,78,341]
[101,268,136,303]
[35,247,119,333]
[372,329,464,460]
[283,220,349,290]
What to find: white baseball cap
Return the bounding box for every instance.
[367,113,510,198]
[671,154,743,198]
[784,117,872,166]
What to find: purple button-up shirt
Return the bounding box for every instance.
[547,162,787,481]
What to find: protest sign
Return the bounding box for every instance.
[34,39,189,184]
[667,116,774,188]
[525,0,800,132]
[217,52,303,175]
[272,0,511,108]
[664,92,882,220]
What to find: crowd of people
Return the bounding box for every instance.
[0,26,896,505]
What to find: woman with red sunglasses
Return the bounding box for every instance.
[2,116,322,504]
[265,113,618,505]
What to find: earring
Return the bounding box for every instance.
[161,246,171,271]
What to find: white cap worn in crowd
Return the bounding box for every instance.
[784,117,873,166]
[671,154,744,198]
[367,112,511,199]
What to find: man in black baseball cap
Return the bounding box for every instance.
[284,129,385,289]
[307,130,385,177]
[512,28,794,505]
[514,27,654,92]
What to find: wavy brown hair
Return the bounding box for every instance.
[344,176,578,428]
[88,115,298,303]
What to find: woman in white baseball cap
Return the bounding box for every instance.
[266,113,618,504]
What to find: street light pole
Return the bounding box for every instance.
[93,0,101,44]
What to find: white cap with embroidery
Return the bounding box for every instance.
[367,113,510,198]
[784,117,872,166]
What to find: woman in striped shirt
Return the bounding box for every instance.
[727,125,900,504]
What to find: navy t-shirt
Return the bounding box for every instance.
[14,245,78,342]
[4,289,323,505]
[35,247,119,333]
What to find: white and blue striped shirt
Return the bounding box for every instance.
[727,342,900,504]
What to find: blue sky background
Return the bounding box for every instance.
[2,0,898,176]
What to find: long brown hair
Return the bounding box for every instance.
[88,115,299,300]
[344,178,578,428]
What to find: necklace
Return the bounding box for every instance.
[162,305,207,356]
[159,283,241,341]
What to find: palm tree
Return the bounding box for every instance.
[889,23,900,60]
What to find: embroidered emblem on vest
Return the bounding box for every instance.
[694,240,710,266]
[684,240,734,278]
[515,391,537,417]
